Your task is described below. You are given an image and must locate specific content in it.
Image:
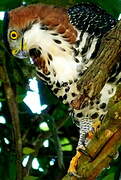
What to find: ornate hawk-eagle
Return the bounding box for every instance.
[3,2,118,175]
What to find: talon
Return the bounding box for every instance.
[113,151,119,160]
[77,147,93,160]
[68,151,82,175]
[108,151,119,160]
[68,171,81,178]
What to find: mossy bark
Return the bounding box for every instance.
[62,21,121,180]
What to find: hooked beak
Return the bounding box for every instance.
[12,49,29,59]
[11,39,29,59]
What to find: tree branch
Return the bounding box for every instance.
[71,20,121,110]
[62,20,121,180]
[0,60,23,180]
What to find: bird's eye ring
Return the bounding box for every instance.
[9,31,19,40]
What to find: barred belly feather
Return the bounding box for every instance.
[4,2,118,149]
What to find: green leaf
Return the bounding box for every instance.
[23,147,35,155]
[0,98,5,102]
[16,94,26,103]
[23,176,38,180]
[0,0,22,10]
[102,172,115,180]
[39,122,49,131]
[61,138,72,151]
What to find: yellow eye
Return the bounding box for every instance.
[9,31,19,40]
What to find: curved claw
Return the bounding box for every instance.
[68,151,82,175]
[67,121,101,177]
[68,171,81,178]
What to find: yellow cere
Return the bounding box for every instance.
[12,49,19,56]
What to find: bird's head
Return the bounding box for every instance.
[4,23,29,59]
[3,4,77,59]
[3,5,41,59]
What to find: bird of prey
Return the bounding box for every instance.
[3,2,118,175]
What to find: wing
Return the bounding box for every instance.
[68,3,117,61]
[68,3,117,38]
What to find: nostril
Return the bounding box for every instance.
[29,48,41,58]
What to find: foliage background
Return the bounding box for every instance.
[0,0,120,180]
